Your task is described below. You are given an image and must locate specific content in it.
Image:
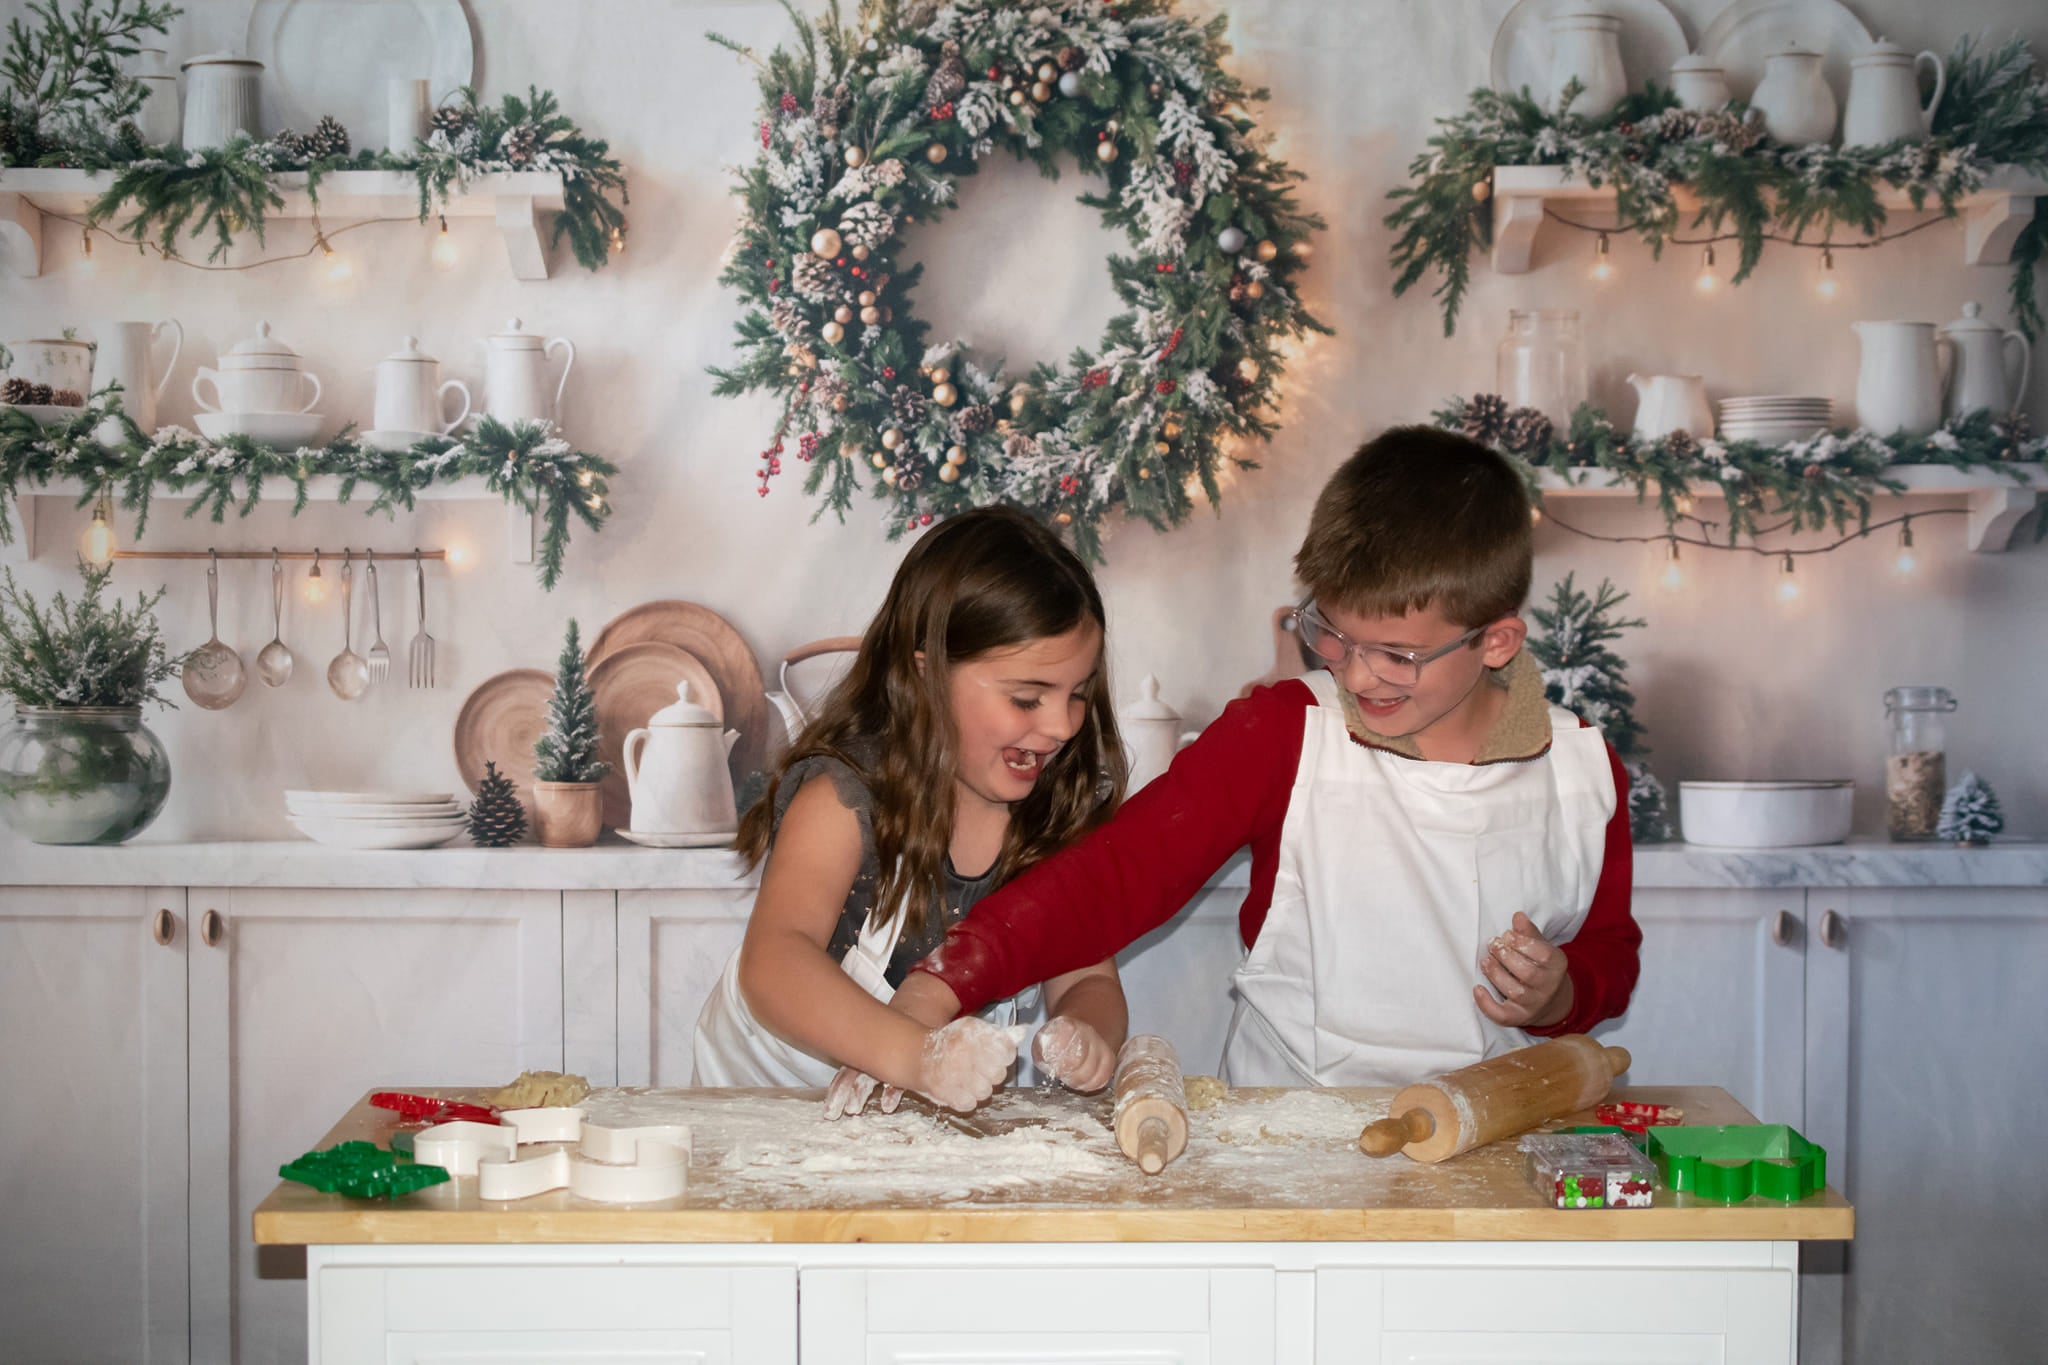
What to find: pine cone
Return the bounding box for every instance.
[1662,429,1698,460]
[891,385,929,428]
[838,201,894,249]
[1460,393,1510,445]
[1501,406,1554,459]
[268,129,310,162]
[955,402,995,435]
[431,103,473,138]
[813,83,849,133]
[1994,410,2032,461]
[770,298,811,337]
[49,388,83,408]
[306,114,351,160]
[891,451,926,491]
[1057,46,1084,71]
[924,40,967,110]
[466,761,527,848]
[792,253,843,302]
[502,122,541,167]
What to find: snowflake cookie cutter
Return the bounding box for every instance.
[413,1106,692,1203]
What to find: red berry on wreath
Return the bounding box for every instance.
[920,513,933,526]
[1156,379,1177,394]
[780,92,799,115]
[883,366,896,379]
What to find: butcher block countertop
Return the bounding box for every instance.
[254,1084,1852,1246]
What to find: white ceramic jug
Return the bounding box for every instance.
[374,337,471,435]
[1548,12,1627,119]
[1940,303,2030,420]
[1751,48,1837,145]
[179,53,262,151]
[1626,374,1714,441]
[1842,39,1943,148]
[484,318,576,426]
[1669,55,1732,111]
[91,319,182,434]
[1120,674,1198,793]
[1853,321,1950,436]
[622,682,741,835]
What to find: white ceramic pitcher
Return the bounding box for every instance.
[622,682,741,835]
[1120,674,1199,794]
[92,319,182,433]
[1853,321,1950,436]
[1548,12,1627,119]
[1940,303,2030,420]
[1842,38,1943,147]
[374,337,471,435]
[1752,47,1838,145]
[1626,374,1714,441]
[483,318,575,426]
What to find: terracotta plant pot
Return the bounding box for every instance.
[530,781,602,848]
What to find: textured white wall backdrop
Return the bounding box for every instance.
[3,0,2044,843]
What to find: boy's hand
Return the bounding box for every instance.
[916,1018,1024,1111]
[1473,912,1573,1029]
[1031,1015,1115,1093]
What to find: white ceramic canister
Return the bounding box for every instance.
[1547,12,1628,119]
[131,47,181,147]
[1668,54,1732,111]
[4,336,96,398]
[179,52,263,152]
[374,337,472,435]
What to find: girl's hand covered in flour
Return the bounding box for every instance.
[822,1066,902,1120]
[1031,1015,1116,1092]
[918,1018,1025,1111]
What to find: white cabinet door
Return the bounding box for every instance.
[1590,890,1806,1126]
[618,888,752,1087]
[801,1263,1274,1365]
[188,887,564,1365]
[0,884,188,1364]
[1804,888,2048,1365]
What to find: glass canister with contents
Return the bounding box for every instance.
[1884,686,1956,840]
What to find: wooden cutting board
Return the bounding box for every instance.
[589,641,720,831]
[585,601,772,788]
[452,668,555,799]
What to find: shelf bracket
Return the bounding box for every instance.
[0,191,44,276]
[495,195,551,281]
[1962,192,2039,267]
[1966,485,2042,552]
[1490,194,1549,275]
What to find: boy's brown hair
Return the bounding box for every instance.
[1293,425,1533,627]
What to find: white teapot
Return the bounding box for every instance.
[1120,674,1198,794]
[1751,47,1838,146]
[373,336,470,436]
[1853,320,1949,436]
[622,682,741,835]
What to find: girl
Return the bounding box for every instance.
[692,506,1130,1114]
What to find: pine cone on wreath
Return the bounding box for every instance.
[1501,406,1554,460]
[891,385,929,428]
[792,253,843,302]
[267,128,311,162]
[770,298,812,338]
[812,83,850,134]
[924,40,967,110]
[501,122,541,167]
[1460,393,1510,446]
[838,201,894,249]
[467,761,527,848]
[305,114,351,160]
[1057,46,1084,71]
[890,451,926,492]
[955,402,995,436]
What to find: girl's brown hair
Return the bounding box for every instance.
[736,506,1126,942]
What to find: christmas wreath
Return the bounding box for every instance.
[709,0,1328,559]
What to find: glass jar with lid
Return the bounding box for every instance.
[1884,686,1956,840]
[1496,309,1587,432]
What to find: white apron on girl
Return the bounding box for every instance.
[1219,668,1615,1088]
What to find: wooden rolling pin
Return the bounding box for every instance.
[1357,1035,1631,1164]
[1112,1035,1189,1176]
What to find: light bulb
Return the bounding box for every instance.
[446,543,468,568]
[1895,520,1916,575]
[1816,246,1838,300]
[1694,244,1719,294]
[79,493,115,564]
[1590,231,1614,282]
[1530,505,1543,525]
[1776,553,1800,602]
[430,215,458,271]
[304,552,328,604]
[1673,492,1695,517]
[76,229,97,278]
[609,225,626,256]
[319,235,352,282]
[1658,539,1683,592]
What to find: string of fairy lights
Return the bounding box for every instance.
[1552,206,1955,298]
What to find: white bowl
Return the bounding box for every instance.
[290,816,465,849]
[286,789,455,805]
[194,410,325,445]
[288,803,463,821]
[1679,780,1854,848]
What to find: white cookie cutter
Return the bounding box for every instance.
[413,1106,691,1204]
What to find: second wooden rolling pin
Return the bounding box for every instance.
[1357,1034,1632,1163]
[1112,1034,1189,1175]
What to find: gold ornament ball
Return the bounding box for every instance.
[939,463,961,483]
[926,142,948,164]
[932,382,958,407]
[1096,141,1119,163]
[1031,81,1053,103]
[844,146,867,167]
[1471,178,1491,202]
[1162,420,1182,439]
[1154,440,1171,456]
[1008,88,1027,107]
[946,445,967,466]
[1036,62,1058,83]
[833,305,854,324]
[810,227,844,259]
[1148,81,1162,98]
[832,395,850,413]
[820,320,846,344]
[851,243,871,262]
[1255,239,1278,262]
[857,290,878,307]
[1244,280,1265,300]
[860,305,882,325]
[882,465,898,486]
[1292,240,1313,260]
[928,368,951,386]
[881,427,903,450]
[870,451,887,469]
[1237,358,1261,382]
[1138,467,1151,479]
[1056,512,1072,525]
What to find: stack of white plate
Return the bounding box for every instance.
[1718,396,1834,445]
[286,790,466,849]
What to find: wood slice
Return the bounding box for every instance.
[585,601,771,787]
[453,668,555,799]
[589,641,721,831]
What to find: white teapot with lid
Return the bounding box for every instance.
[1842,37,1944,148]
[622,682,741,835]
[1941,302,2030,420]
[1120,674,1198,793]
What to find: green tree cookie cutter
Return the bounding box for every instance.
[279,1140,450,1199]
[1646,1125,1826,1203]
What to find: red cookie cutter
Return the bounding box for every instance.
[1595,1101,1685,1134]
[372,1091,500,1126]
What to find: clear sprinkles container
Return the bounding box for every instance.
[1519,1132,1657,1209]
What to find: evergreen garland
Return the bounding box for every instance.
[0,394,617,589]
[1527,573,1670,843]
[1387,36,2048,338]
[1936,770,2004,846]
[709,0,1329,559]
[0,0,177,166]
[466,760,527,847]
[532,619,609,784]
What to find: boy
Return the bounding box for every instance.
[878,425,1641,1089]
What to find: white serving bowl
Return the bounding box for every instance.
[1679,780,1854,848]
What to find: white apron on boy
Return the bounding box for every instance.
[1220,669,1615,1087]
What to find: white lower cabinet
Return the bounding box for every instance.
[617,887,751,1086]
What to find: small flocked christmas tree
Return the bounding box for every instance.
[532,619,609,784]
[1527,574,1673,843]
[1937,771,2003,846]
[467,761,527,847]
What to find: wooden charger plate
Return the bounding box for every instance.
[453,668,555,798]
[584,601,771,787]
[589,641,721,831]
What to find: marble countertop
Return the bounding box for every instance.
[4,835,2046,891]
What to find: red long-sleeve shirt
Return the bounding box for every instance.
[916,679,1641,1036]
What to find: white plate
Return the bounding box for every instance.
[286,788,455,805]
[291,812,465,831]
[2,402,89,426]
[287,802,463,820]
[1698,0,1872,104]
[1723,394,1832,405]
[616,829,739,849]
[361,428,441,452]
[247,0,473,150]
[1491,0,1690,104]
[194,410,325,445]
[291,819,465,850]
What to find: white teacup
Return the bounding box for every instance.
[193,365,322,414]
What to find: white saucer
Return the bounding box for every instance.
[616,828,739,849]
[361,429,442,452]
[194,410,325,446]
[2,402,89,426]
